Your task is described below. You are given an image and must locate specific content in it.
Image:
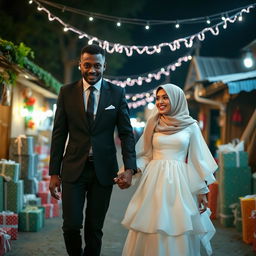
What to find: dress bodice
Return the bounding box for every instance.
[152,128,190,162]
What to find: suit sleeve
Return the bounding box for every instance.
[116,88,137,170]
[49,87,69,175]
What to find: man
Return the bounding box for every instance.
[49,44,136,256]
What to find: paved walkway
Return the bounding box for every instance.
[6,183,254,256]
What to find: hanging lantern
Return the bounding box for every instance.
[231,107,242,125]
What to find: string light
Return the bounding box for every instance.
[145,22,150,30]
[31,1,255,56]
[238,14,243,21]
[206,17,211,24]
[117,21,121,27]
[105,54,192,87]
[175,21,180,29]
[34,0,255,27]
[29,0,33,4]
[63,26,69,32]
[89,16,94,22]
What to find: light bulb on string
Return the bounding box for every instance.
[206,17,211,24]
[238,14,243,21]
[89,16,94,22]
[48,15,54,21]
[29,0,33,4]
[117,21,121,27]
[221,14,226,21]
[175,21,180,29]
[63,26,69,32]
[145,22,150,30]
[37,6,43,11]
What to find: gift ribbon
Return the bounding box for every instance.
[219,213,234,218]
[217,140,244,168]
[0,228,11,253]
[32,177,39,194]
[14,135,27,155]
[0,159,16,182]
[49,204,54,218]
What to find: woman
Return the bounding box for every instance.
[121,84,218,256]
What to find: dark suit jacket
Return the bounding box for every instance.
[49,79,136,185]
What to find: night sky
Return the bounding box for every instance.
[109,0,256,97]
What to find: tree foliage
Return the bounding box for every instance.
[0,0,147,83]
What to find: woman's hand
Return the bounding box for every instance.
[197,194,208,214]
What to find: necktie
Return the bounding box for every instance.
[87,86,95,129]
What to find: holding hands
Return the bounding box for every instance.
[114,169,133,189]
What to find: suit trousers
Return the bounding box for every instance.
[62,159,113,256]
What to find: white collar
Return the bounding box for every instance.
[83,78,102,92]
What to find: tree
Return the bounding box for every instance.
[0,0,147,83]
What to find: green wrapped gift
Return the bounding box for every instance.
[23,178,38,194]
[0,176,3,212]
[10,154,36,180]
[218,151,248,169]
[19,206,44,232]
[0,160,20,182]
[9,136,34,156]
[219,166,252,227]
[4,180,24,213]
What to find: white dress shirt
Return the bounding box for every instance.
[83,78,102,118]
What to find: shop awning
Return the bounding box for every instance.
[227,79,256,94]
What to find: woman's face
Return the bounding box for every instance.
[156,89,171,115]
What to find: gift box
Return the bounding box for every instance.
[10,154,36,180]
[4,180,24,213]
[19,207,44,232]
[240,196,256,244]
[0,160,20,183]
[0,211,18,240]
[0,228,11,255]
[41,168,49,177]
[42,203,59,218]
[252,210,256,251]
[38,191,51,204]
[51,196,61,205]
[24,194,41,207]
[38,180,49,193]
[0,177,3,212]
[9,135,34,156]
[219,166,251,227]
[218,151,248,169]
[208,182,218,219]
[1,227,17,240]
[24,178,38,194]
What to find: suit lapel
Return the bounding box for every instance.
[75,80,90,130]
[93,80,111,128]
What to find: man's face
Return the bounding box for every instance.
[79,53,106,85]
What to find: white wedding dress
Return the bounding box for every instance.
[122,123,218,256]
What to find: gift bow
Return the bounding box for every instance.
[14,134,27,155]
[218,140,244,167]
[0,159,16,181]
[0,228,11,253]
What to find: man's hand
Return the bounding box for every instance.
[197,194,208,214]
[49,175,61,200]
[114,169,133,189]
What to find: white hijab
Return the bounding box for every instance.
[136,83,196,158]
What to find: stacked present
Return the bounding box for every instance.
[0,211,18,240]
[217,140,252,227]
[0,160,23,213]
[9,135,39,195]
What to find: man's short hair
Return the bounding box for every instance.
[81,44,105,57]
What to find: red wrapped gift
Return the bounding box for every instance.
[38,181,49,193]
[0,228,11,255]
[1,227,17,240]
[0,211,18,241]
[42,203,60,218]
[38,192,51,204]
[41,168,49,177]
[51,194,61,205]
[208,182,219,219]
